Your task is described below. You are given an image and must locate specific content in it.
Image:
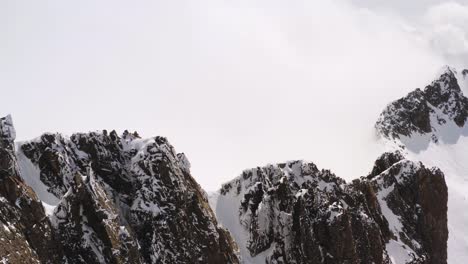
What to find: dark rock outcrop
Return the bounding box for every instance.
[368,151,404,178]
[0,115,64,263]
[215,154,448,264]
[51,172,141,264]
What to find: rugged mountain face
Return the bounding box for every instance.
[213,152,448,264]
[375,66,468,264]
[0,115,64,263]
[2,66,458,264]
[0,116,239,264]
[376,66,468,142]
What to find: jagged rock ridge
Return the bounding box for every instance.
[0,116,239,264]
[213,152,448,264]
[0,89,452,264]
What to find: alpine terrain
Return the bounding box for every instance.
[1,67,466,264]
[375,66,468,264]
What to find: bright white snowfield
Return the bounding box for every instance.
[210,67,468,264]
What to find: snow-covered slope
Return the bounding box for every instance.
[376,66,468,264]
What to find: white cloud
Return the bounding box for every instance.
[425,1,468,26]
[0,0,447,190]
[422,2,468,65]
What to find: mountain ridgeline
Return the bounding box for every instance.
[213,154,447,264]
[0,116,449,264]
[1,67,462,264]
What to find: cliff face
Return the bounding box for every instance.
[0,116,239,264]
[213,152,448,264]
[375,66,468,263]
[0,115,64,263]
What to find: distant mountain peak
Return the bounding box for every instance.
[376,66,468,142]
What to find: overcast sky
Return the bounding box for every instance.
[1,0,468,191]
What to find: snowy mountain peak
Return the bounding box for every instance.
[373,66,468,264]
[0,119,240,264]
[376,66,468,142]
[212,153,448,264]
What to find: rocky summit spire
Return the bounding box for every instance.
[0,115,18,179]
[0,114,16,150]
